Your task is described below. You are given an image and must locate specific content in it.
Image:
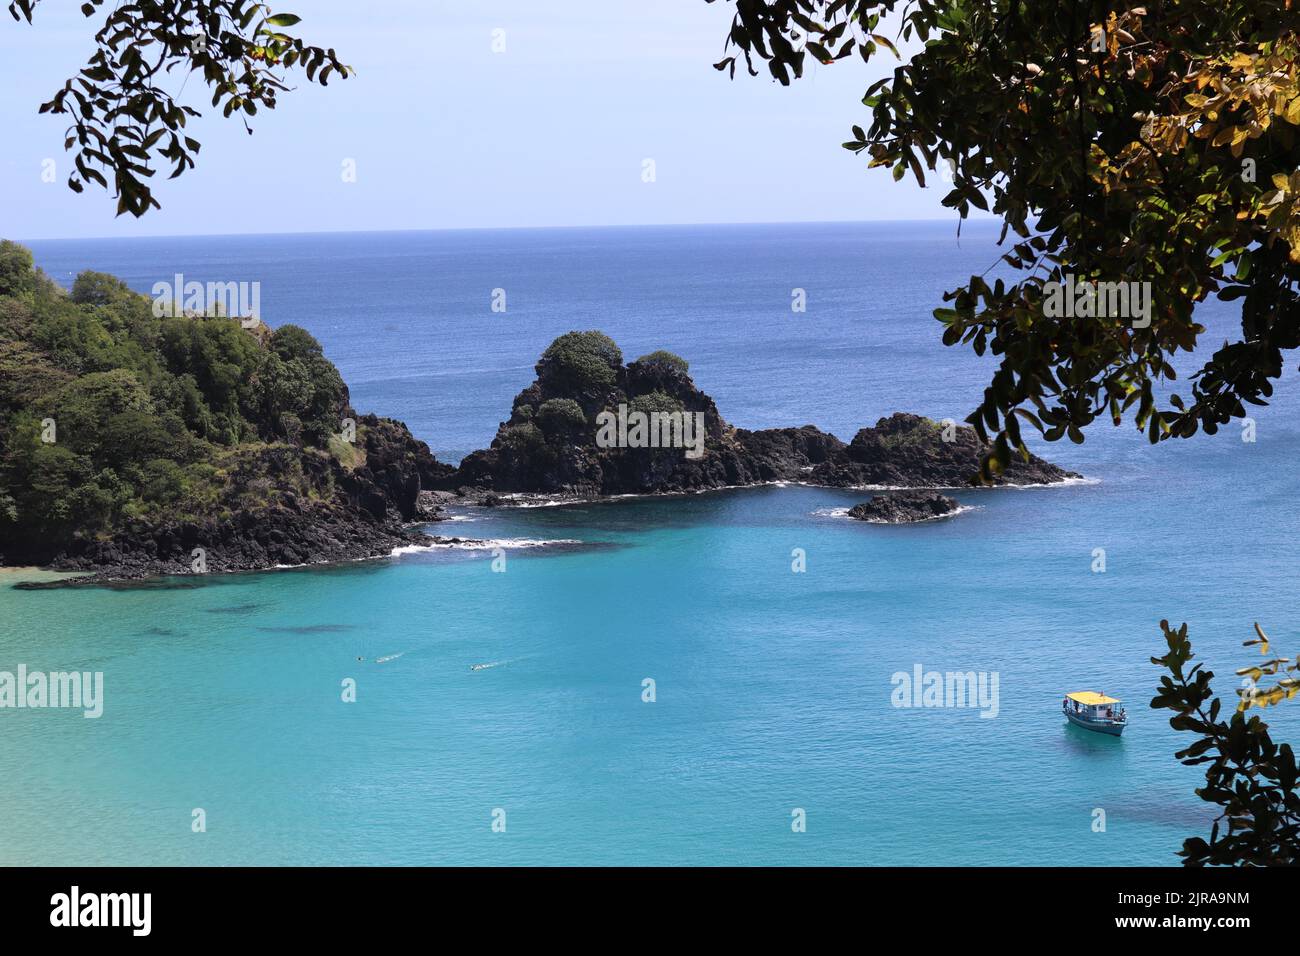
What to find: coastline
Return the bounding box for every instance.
[5,474,1094,587]
[467,472,1098,510]
[0,280,1085,586]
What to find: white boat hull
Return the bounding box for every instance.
[1063,707,1126,736]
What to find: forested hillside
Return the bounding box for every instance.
[0,240,449,574]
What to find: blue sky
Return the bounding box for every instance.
[1,0,953,239]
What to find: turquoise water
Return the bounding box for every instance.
[4,222,1298,865]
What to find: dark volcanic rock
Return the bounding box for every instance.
[29,414,458,582]
[0,270,464,582]
[804,412,1074,488]
[46,502,431,580]
[441,333,1081,498]
[337,414,455,521]
[447,348,742,496]
[847,491,962,524]
[18,325,1078,583]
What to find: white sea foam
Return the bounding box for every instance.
[495,494,598,509]
[390,537,582,556]
[469,654,535,671]
[837,504,979,523]
[834,477,1097,492]
[1034,474,1100,488]
[469,474,1095,511]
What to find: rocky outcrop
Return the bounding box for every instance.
[799,412,1071,488]
[847,491,961,523]
[45,500,429,579]
[336,414,455,521]
[444,332,1080,498]
[0,248,473,583]
[16,323,1078,583]
[39,415,460,582]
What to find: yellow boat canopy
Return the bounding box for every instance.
[1067,691,1120,706]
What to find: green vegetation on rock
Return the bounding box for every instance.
[876,416,945,451]
[0,241,374,563]
[538,331,623,393]
[537,397,588,435]
[628,391,684,418]
[634,350,689,374]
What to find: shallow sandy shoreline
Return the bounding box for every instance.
[0,566,87,584]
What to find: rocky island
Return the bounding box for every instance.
[847,492,962,523]
[0,244,1080,582]
[440,330,1078,498]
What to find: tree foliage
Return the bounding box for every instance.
[1153,620,1300,865]
[0,243,351,558]
[7,0,349,216]
[537,397,588,436]
[635,350,690,374]
[713,0,1300,480]
[628,390,685,417]
[539,331,624,393]
[0,240,37,297]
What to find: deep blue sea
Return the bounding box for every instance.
[4,221,1297,865]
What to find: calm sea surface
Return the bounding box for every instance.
[4,221,1295,865]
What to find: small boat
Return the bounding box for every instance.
[1062,691,1127,736]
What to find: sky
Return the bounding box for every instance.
[0,0,954,240]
